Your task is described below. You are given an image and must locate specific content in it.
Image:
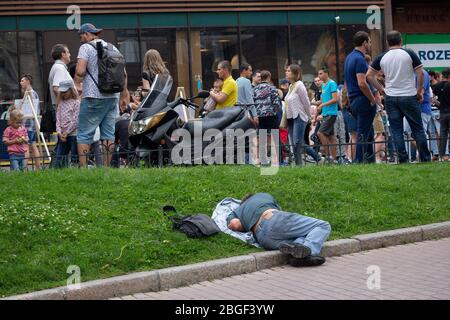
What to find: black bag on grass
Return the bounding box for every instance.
[170,214,220,238]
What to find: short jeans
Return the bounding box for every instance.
[318,115,337,135]
[24,118,37,144]
[77,97,118,144]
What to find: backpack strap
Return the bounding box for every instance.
[85,41,103,91]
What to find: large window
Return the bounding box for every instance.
[240,26,288,87]
[190,28,239,92]
[18,32,44,104]
[291,24,370,85]
[116,29,140,90]
[0,32,19,103]
[141,28,189,100]
[291,25,337,86]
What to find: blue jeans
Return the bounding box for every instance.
[77,97,118,144]
[349,95,376,163]
[384,95,431,163]
[404,113,439,157]
[51,136,78,168]
[254,210,331,255]
[9,154,26,171]
[287,116,320,162]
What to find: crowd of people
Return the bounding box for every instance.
[2,24,450,171]
[205,30,450,166]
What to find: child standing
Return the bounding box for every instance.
[52,80,80,168]
[2,109,29,171]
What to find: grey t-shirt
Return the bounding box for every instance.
[227,193,280,231]
[236,76,257,118]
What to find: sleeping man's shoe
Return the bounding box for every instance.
[288,255,326,267]
[279,243,311,258]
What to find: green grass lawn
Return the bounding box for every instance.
[0,163,449,297]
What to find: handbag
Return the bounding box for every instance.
[40,105,56,133]
[170,214,220,238]
[163,206,220,238]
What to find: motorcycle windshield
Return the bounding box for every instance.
[140,74,173,111]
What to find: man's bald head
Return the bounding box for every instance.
[228,218,244,232]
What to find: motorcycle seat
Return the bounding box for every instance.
[184,106,243,135]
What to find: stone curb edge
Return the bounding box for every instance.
[5,221,450,300]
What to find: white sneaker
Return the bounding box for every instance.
[317,157,326,165]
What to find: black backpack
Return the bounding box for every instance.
[170,214,220,238]
[87,41,125,94]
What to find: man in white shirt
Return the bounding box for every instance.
[367,30,431,163]
[48,44,73,107]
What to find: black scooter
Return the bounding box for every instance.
[128,74,256,165]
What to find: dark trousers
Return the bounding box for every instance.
[384,95,430,163]
[51,136,78,168]
[439,113,450,156]
[350,95,376,163]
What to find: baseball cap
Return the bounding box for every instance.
[58,80,74,92]
[78,23,103,35]
[279,78,290,85]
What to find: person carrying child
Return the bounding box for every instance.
[2,109,29,171]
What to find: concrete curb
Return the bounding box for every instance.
[5,221,450,300]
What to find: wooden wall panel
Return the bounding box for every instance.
[0,1,385,16]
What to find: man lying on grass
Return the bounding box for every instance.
[227,193,331,267]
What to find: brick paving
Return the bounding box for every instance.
[118,238,450,300]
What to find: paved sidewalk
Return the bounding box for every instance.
[117,238,450,300]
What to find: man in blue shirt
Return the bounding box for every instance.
[236,62,258,123]
[344,31,377,163]
[227,193,331,267]
[316,68,339,161]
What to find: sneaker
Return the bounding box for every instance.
[288,255,326,267]
[432,155,439,162]
[279,243,311,258]
[337,156,351,165]
[304,155,316,163]
[317,156,325,165]
[443,155,450,162]
[325,156,336,164]
[388,156,396,163]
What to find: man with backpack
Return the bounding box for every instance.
[74,23,129,167]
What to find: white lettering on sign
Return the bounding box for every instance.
[404,43,450,68]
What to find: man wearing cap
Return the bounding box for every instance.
[227,193,331,267]
[74,23,129,167]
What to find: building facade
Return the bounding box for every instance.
[1,0,386,104]
[392,0,450,72]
